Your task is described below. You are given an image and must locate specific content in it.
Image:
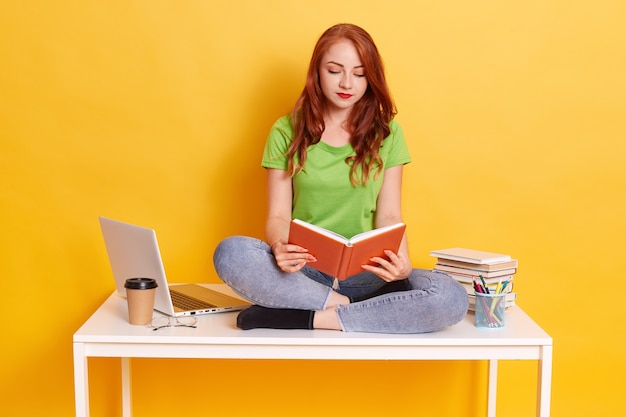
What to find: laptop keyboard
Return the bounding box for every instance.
[170,289,217,311]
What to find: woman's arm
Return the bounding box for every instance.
[362,165,413,281]
[265,168,293,248]
[265,168,317,272]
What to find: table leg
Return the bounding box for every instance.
[537,345,553,417]
[73,342,89,417]
[487,359,498,417]
[121,357,132,417]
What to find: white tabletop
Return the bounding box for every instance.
[74,285,551,350]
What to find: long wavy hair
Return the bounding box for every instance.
[287,23,397,186]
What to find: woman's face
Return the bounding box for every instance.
[318,39,368,113]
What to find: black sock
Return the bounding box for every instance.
[236,305,315,330]
[349,279,410,303]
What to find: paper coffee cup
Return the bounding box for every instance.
[124,278,158,325]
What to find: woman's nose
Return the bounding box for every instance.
[339,73,352,89]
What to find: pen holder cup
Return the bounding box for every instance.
[474,292,506,329]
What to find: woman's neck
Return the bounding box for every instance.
[321,110,351,147]
[324,106,351,127]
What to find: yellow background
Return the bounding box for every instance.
[2,1,625,416]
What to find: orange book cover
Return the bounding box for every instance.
[288,219,406,280]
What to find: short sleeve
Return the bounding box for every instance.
[382,120,412,168]
[261,116,294,170]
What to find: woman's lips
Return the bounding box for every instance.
[337,93,352,99]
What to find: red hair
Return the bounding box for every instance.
[288,23,396,186]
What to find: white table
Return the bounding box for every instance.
[73,285,552,417]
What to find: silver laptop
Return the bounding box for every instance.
[99,216,251,317]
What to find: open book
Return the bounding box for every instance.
[288,219,406,280]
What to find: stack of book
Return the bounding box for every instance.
[429,248,518,311]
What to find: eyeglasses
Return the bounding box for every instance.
[147,316,198,331]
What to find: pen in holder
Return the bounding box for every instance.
[474,291,506,328]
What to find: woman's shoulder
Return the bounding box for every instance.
[388,118,402,133]
[381,118,411,164]
[271,114,295,133]
[266,114,296,148]
[384,119,405,143]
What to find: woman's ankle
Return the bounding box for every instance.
[325,291,350,308]
[312,308,342,331]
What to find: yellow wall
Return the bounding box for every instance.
[2,1,625,416]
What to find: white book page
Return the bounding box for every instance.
[348,223,405,245]
[292,219,348,244]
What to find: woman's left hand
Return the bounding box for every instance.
[362,250,412,282]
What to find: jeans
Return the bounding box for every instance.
[213,236,468,333]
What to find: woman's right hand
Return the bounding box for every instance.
[271,241,317,273]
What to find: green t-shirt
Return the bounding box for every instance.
[261,115,411,239]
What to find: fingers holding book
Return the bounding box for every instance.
[362,250,412,282]
[271,242,317,273]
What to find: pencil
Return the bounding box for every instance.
[479,274,490,294]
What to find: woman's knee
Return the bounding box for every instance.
[413,271,468,329]
[213,236,262,280]
[213,236,239,270]
[438,273,469,324]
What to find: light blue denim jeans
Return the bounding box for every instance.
[213,236,468,333]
